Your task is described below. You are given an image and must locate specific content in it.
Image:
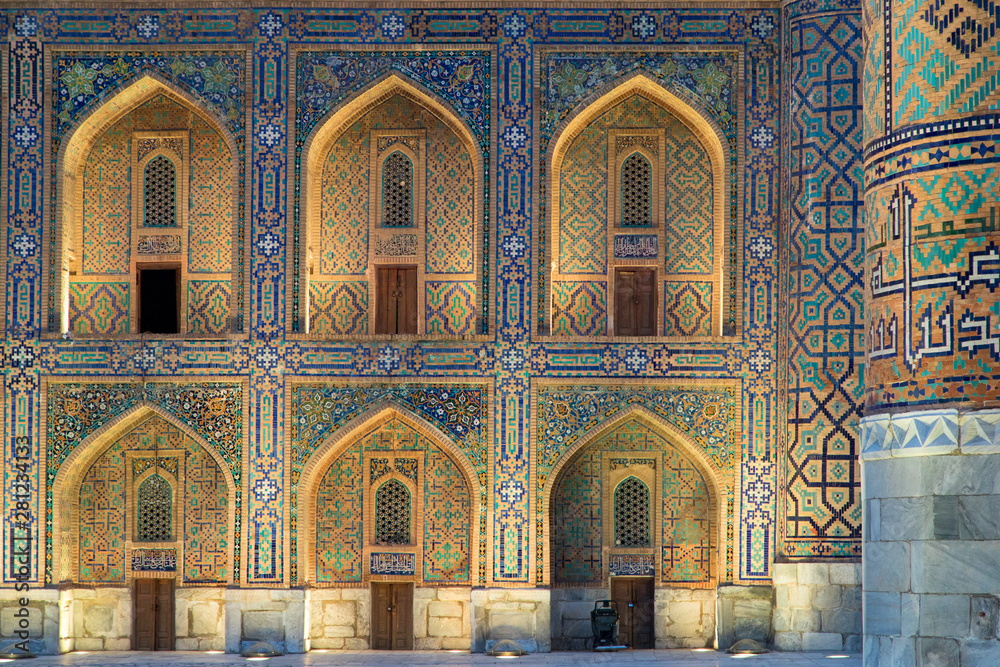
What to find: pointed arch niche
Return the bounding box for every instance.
[539,405,732,589]
[293,73,485,339]
[544,74,733,340]
[46,74,241,337]
[50,404,237,586]
[296,405,483,587]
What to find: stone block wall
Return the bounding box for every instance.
[306,588,370,650]
[655,587,716,648]
[772,562,861,652]
[862,446,1000,665]
[716,585,773,650]
[0,588,59,655]
[175,587,226,651]
[414,587,471,650]
[550,588,605,650]
[471,588,551,653]
[62,587,131,651]
[228,589,305,654]
[550,586,716,650]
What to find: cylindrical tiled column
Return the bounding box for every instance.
[862,0,1000,662]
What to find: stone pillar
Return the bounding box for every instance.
[862,0,1000,661]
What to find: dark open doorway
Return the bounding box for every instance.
[138,265,180,334]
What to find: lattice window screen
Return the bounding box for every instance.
[144,156,177,227]
[137,474,172,542]
[382,152,413,227]
[614,476,650,547]
[620,153,652,227]
[375,479,411,545]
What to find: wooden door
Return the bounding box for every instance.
[133,579,174,651]
[611,577,654,649]
[371,582,413,650]
[376,267,418,335]
[615,269,656,336]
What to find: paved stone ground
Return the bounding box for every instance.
[4,650,861,666]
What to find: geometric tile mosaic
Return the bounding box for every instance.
[188,281,232,334]
[68,283,130,335]
[425,281,477,335]
[780,4,864,558]
[309,281,368,335]
[551,281,607,336]
[5,5,801,592]
[663,281,713,336]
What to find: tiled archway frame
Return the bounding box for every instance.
[48,402,241,585]
[42,48,250,337]
[294,403,485,587]
[291,72,486,340]
[532,381,741,585]
[543,72,731,340]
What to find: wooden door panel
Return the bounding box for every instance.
[134,579,174,651]
[635,270,656,336]
[372,583,392,650]
[372,583,413,650]
[611,577,655,649]
[615,271,636,336]
[632,578,655,649]
[615,270,656,336]
[392,584,414,650]
[133,580,156,651]
[610,578,631,647]
[376,269,393,335]
[155,579,175,651]
[401,268,417,335]
[376,267,418,335]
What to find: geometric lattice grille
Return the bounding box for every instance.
[144,156,177,227]
[375,479,411,545]
[614,476,650,547]
[382,152,413,227]
[620,153,652,227]
[137,474,172,542]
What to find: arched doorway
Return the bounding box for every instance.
[53,408,236,651]
[297,408,480,651]
[548,416,720,650]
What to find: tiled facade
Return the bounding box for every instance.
[0,0,937,657]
